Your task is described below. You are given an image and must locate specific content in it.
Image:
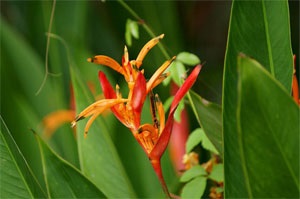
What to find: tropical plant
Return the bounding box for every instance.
[1,0,299,198]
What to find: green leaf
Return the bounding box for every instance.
[129,20,139,39]
[163,96,174,112]
[125,19,139,46]
[181,176,207,199]
[70,67,136,198]
[188,91,223,156]
[186,128,219,154]
[125,21,132,46]
[209,164,224,183]
[0,116,46,198]
[229,55,299,198]
[180,165,207,183]
[174,100,184,122]
[176,52,201,66]
[35,132,105,198]
[223,1,294,197]
[170,60,186,86]
[200,128,219,155]
[186,128,203,153]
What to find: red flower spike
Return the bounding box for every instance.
[150,64,202,160]
[169,83,190,174]
[146,65,201,198]
[170,64,202,113]
[131,72,147,129]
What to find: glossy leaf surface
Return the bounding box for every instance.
[223,0,294,197]
[36,133,105,198]
[228,55,299,197]
[0,116,46,198]
[188,91,223,156]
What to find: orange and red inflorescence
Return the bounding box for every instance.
[72,34,201,197]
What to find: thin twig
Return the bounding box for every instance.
[35,0,56,95]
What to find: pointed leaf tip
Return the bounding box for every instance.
[170,64,202,113]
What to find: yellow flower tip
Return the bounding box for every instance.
[72,116,85,127]
[171,56,176,61]
[158,34,165,40]
[71,121,77,128]
[87,57,94,62]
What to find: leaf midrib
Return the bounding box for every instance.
[262,0,275,76]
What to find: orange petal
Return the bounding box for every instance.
[71,98,128,128]
[122,46,129,66]
[83,112,101,138]
[88,55,124,75]
[42,110,75,139]
[149,72,170,90]
[146,56,175,93]
[135,34,164,68]
[155,94,165,134]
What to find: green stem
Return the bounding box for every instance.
[117,0,170,60]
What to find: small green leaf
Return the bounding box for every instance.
[177,52,201,66]
[35,133,106,198]
[174,100,184,122]
[180,165,207,182]
[125,19,139,46]
[186,128,219,154]
[163,96,174,112]
[129,21,139,39]
[125,26,132,46]
[181,176,207,199]
[170,60,186,86]
[186,128,203,153]
[209,164,224,183]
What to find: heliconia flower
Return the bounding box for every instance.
[71,34,202,198]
